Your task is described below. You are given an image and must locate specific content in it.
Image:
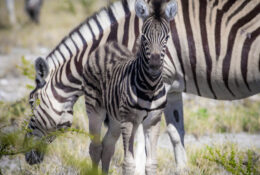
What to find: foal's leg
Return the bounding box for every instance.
[87,108,106,170]
[101,119,121,173]
[143,110,162,175]
[121,121,139,175]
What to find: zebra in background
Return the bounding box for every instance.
[4,0,43,25]
[83,1,176,174]
[24,0,260,173]
[25,0,43,23]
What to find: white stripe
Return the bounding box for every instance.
[89,19,100,38]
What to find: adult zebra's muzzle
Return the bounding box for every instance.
[25,149,44,165]
[23,131,47,165]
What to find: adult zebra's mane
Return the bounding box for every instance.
[44,0,139,76]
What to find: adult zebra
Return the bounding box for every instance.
[25,0,260,173]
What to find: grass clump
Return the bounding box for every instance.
[187,143,260,175]
[0,98,30,127]
[184,97,260,136]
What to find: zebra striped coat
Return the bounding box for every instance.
[82,1,176,173]
[83,40,167,174]
[38,0,260,100]
[83,41,167,121]
[25,0,260,171]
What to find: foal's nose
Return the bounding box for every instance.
[149,53,161,70]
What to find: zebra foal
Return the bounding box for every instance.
[83,0,177,174]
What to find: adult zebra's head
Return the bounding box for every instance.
[135,0,177,76]
[25,57,76,165]
[24,57,50,165]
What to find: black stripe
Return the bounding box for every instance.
[226,0,250,26]
[181,0,201,96]
[34,111,47,131]
[84,90,101,107]
[62,40,72,58]
[215,0,236,60]
[82,73,101,95]
[112,42,131,57]
[199,0,217,99]
[170,20,186,91]
[241,27,260,92]
[88,15,103,54]
[77,30,87,74]
[63,43,82,85]
[39,105,56,127]
[69,36,82,78]
[50,79,68,103]
[212,0,219,8]
[122,0,130,47]
[107,6,118,42]
[94,48,102,79]
[59,49,81,86]
[53,52,80,93]
[36,109,47,127]
[222,4,260,96]
[126,96,166,112]
[133,16,140,54]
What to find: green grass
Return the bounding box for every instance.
[187,143,260,175]
[0,0,99,52]
[184,98,260,137]
[1,93,259,174]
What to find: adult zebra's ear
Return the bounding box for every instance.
[35,57,49,88]
[165,0,178,21]
[135,0,150,20]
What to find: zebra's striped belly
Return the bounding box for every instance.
[167,0,260,100]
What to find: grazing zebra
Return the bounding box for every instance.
[83,1,177,174]
[24,0,260,173]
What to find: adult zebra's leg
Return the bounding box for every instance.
[87,109,106,171]
[143,110,162,175]
[164,92,187,171]
[101,119,121,173]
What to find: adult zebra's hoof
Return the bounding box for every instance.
[25,149,44,165]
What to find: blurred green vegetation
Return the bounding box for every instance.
[187,143,260,175]
[184,100,260,137]
[0,0,107,52]
[204,145,259,175]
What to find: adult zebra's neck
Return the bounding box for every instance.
[44,0,142,90]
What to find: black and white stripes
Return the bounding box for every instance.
[25,0,260,166]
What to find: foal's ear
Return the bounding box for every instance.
[165,0,178,21]
[135,0,150,20]
[35,57,49,88]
